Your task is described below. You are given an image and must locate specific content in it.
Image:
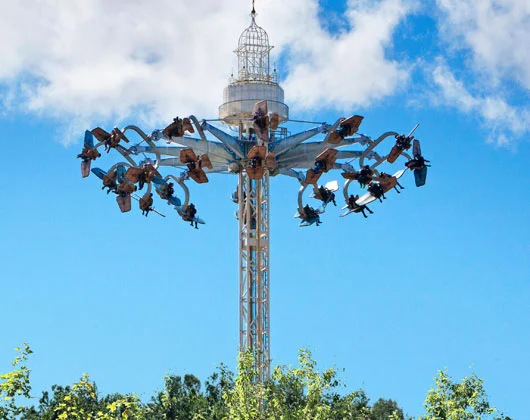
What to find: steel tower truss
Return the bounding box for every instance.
[238,171,270,380]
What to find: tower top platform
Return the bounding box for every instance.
[219,9,289,128]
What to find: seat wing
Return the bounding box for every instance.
[116,194,132,213]
[324,180,339,192]
[265,152,275,170]
[393,168,407,180]
[116,165,127,183]
[412,139,421,158]
[341,171,359,180]
[125,167,143,183]
[199,154,213,170]
[143,163,161,181]
[81,160,91,178]
[91,127,111,142]
[112,127,129,143]
[91,168,107,180]
[247,167,264,180]
[168,195,182,207]
[270,113,280,130]
[247,145,266,160]
[355,192,377,206]
[340,209,355,218]
[163,119,184,138]
[304,169,322,185]
[180,148,198,164]
[182,118,195,134]
[315,148,338,171]
[414,166,427,187]
[340,115,363,136]
[84,130,95,148]
[188,168,208,184]
[386,145,401,163]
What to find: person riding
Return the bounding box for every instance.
[137,170,147,190]
[347,194,374,218]
[117,180,136,196]
[358,165,373,187]
[167,182,175,197]
[377,172,404,193]
[102,171,118,194]
[303,204,321,226]
[186,203,199,229]
[77,146,101,162]
[314,159,326,174]
[140,193,154,216]
[337,124,349,138]
[165,117,184,138]
[395,134,413,150]
[368,182,386,202]
[405,155,430,170]
[318,186,337,206]
[250,157,262,169]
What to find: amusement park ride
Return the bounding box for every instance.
[77,4,429,381]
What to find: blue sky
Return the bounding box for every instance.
[1,0,529,418]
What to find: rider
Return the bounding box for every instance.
[102,171,118,194]
[103,130,120,153]
[405,155,430,170]
[166,117,184,138]
[358,165,373,187]
[318,186,337,206]
[140,193,154,216]
[378,172,404,193]
[303,204,322,226]
[368,182,386,202]
[77,147,100,162]
[167,182,175,197]
[250,157,262,169]
[186,203,198,229]
[395,134,413,150]
[347,194,374,218]
[314,159,326,174]
[138,170,147,190]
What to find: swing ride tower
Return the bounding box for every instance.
[78,3,428,385]
[219,7,288,381]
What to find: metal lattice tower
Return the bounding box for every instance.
[78,3,428,385]
[229,9,278,379]
[238,171,270,380]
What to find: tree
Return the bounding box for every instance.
[419,370,511,420]
[371,398,405,420]
[0,344,33,420]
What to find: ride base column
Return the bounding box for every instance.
[238,170,270,381]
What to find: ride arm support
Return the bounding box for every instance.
[269,124,328,157]
[201,122,245,159]
[359,131,398,167]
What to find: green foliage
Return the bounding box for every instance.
[21,374,145,420]
[419,370,511,420]
[223,349,403,420]
[0,344,33,420]
[2,345,511,420]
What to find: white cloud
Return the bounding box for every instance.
[429,0,530,146]
[431,62,530,147]
[0,0,412,143]
[436,0,530,89]
[260,0,411,110]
